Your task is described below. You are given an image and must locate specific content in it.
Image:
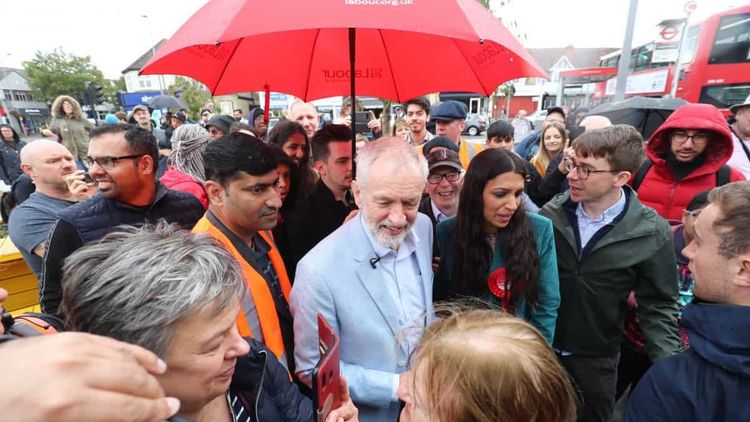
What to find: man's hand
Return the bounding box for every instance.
[325,377,359,422]
[367,118,382,134]
[558,147,575,174]
[66,170,96,201]
[0,332,180,422]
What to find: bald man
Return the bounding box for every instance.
[8,140,87,280]
[287,100,320,138]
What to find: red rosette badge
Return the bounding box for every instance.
[488,267,512,307]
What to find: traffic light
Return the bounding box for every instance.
[87,83,104,105]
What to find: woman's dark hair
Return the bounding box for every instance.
[0,124,20,142]
[267,144,299,217]
[268,120,316,200]
[452,148,540,310]
[268,121,310,165]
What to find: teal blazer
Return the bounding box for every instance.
[435,213,560,344]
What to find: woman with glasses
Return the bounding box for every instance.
[433,148,560,344]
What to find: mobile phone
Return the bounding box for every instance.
[83,172,96,184]
[312,314,341,422]
[354,111,375,135]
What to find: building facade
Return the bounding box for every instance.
[0,68,51,135]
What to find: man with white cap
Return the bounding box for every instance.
[727,95,750,179]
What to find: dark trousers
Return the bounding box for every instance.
[615,345,652,400]
[558,352,620,422]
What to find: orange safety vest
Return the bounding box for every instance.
[192,216,292,360]
[416,138,485,169]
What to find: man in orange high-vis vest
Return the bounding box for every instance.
[415,100,484,170]
[193,132,295,372]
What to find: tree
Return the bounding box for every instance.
[103,76,126,106]
[168,77,211,120]
[23,48,107,104]
[498,81,516,118]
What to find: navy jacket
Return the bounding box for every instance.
[40,182,203,314]
[623,302,750,422]
[232,338,313,422]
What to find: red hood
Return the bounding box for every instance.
[646,103,733,174]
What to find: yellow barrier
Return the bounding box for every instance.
[0,237,40,315]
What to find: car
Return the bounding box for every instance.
[462,114,487,136]
[528,110,547,131]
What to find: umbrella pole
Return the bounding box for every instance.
[349,27,357,176]
[263,84,270,126]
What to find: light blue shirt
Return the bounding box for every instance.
[430,200,448,223]
[576,188,627,248]
[361,215,427,398]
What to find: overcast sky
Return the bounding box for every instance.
[0,0,741,79]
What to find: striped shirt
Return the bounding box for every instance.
[227,390,252,422]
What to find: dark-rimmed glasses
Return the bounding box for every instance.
[672,131,710,145]
[564,160,621,180]
[88,154,143,170]
[427,171,461,184]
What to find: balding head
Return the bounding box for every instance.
[20,140,77,192]
[580,115,612,132]
[21,139,73,166]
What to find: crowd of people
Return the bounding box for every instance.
[0,91,750,422]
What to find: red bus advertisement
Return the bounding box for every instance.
[592,5,750,112]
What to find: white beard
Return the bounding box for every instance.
[362,209,412,250]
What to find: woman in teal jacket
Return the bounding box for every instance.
[435,148,560,344]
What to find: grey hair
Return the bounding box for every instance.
[356,136,428,189]
[61,222,245,358]
[170,124,211,183]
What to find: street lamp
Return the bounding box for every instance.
[141,14,166,95]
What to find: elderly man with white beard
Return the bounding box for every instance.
[291,137,433,422]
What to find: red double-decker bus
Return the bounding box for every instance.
[592,4,750,112]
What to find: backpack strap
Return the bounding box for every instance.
[716,164,731,187]
[631,158,652,191]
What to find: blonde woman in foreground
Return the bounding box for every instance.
[398,309,578,422]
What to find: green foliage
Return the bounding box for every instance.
[23,48,107,103]
[102,76,126,106]
[167,77,211,120]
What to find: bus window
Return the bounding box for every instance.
[699,83,750,109]
[709,13,750,64]
[634,44,654,71]
[680,25,700,64]
[600,55,619,68]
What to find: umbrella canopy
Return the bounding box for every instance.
[589,96,689,140]
[148,95,188,110]
[140,0,547,102]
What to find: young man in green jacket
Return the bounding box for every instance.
[540,125,680,422]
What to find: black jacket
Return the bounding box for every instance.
[0,139,26,185]
[232,338,313,422]
[40,182,203,314]
[281,180,357,281]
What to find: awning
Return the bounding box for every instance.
[560,67,618,84]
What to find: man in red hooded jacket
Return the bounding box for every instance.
[633,103,745,221]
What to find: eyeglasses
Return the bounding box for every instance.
[427,171,461,184]
[564,160,620,180]
[672,131,710,145]
[88,154,143,170]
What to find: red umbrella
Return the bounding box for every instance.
[141,0,546,156]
